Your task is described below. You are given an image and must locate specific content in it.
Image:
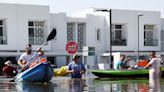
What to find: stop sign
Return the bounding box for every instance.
[66,41,78,54]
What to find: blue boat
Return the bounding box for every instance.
[15,62,53,82]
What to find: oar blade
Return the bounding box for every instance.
[47,29,57,41]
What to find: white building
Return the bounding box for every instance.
[0,3,163,69]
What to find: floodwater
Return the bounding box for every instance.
[0,74,164,92]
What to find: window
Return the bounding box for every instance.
[0,20,7,44]
[67,23,75,42]
[144,25,158,46]
[96,28,101,41]
[67,22,86,52]
[77,23,85,51]
[112,24,127,46]
[28,21,46,45]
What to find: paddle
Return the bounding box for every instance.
[40,28,57,48]
[10,29,57,82]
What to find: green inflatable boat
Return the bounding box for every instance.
[92,67,164,78]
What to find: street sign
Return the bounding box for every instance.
[88,47,95,56]
[66,41,78,54]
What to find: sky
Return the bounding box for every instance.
[0,0,164,17]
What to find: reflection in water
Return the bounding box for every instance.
[0,83,14,89]
[16,82,54,92]
[15,78,87,92]
[0,82,16,91]
[0,77,164,92]
[149,78,160,92]
[93,78,150,92]
[51,77,87,92]
[68,79,85,92]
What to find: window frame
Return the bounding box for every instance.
[0,19,7,45]
[28,20,47,45]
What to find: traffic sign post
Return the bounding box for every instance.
[66,41,78,55]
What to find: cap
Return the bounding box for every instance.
[4,60,13,66]
[26,44,32,50]
[73,54,80,60]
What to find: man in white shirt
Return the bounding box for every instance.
[17,44,44,70]
[144,51,161,80]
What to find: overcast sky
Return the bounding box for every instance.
[0,0,164,17]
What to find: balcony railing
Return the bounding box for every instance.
[111,39,127,46]
[144,39,158,46]
[29,37,45,45]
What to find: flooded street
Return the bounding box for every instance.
[0,74,164,92]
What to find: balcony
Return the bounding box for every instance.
[29,37,45,45]
[111,39,126,46]
[144,39,158,46]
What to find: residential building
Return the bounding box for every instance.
[0,3,163,69]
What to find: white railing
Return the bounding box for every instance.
[144,39,158,46]
[111,39,127,46]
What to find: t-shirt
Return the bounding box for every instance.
[68,61,86,78]
[2,66,17,76]
[114,60,124,70]
[18,52,40,66]
[148,57,161,79]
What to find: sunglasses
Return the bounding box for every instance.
[26,47,32,50]
[149,53,155,56]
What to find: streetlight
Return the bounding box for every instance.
[96,9,112,68]
[137,14,143,62]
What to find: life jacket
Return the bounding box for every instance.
[29,58,47,68]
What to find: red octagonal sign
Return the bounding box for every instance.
[66,41,78,54]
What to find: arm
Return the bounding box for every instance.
[17,59,22,67]
[80,64,86,74]
[144,59,153,69]
[17,59,28,70]
[144,63,151,69]
[18,54,26,67]
[123,58,132,68]
[18,59,25,67]
[17,54,29,69]
[66,63,74,73]
[66,70,74,73]
[37,47,44,56]
[125,58,132,62]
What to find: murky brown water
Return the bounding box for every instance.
[0,74,164,92]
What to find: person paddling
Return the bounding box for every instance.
[17,44,44,70]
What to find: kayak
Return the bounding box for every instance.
[15,61,53,82]
[92,67,164,78]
